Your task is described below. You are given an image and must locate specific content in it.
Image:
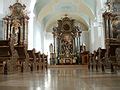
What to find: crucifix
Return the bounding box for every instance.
[16,0,19,3]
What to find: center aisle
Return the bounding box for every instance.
[0,66,120,90]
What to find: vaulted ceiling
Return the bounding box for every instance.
[0,0,100,31]
[34,0,97,31]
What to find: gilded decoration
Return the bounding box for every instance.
[52,16,82,64]
[3,0,29,45]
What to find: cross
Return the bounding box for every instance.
[16,0,19,3]
[65,14,68,17]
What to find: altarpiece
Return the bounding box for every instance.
[52,16,82,65]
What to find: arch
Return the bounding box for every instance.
[44,12,89,32]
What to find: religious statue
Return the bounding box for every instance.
[12,17,21,45]
[81,43,86,52]
[49,43,53,53]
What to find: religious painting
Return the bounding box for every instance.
[61,33,73,57]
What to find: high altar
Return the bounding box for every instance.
[52,16,82,65]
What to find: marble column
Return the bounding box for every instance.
[73,37,75,54]
[103,13,107,39]
[53,34,55,54]
[109,15,113,38]
[23,18,25,44]
[57,37,60,64]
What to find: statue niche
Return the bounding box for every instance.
[52,16,82,65]
[3,1,29,45]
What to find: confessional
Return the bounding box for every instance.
[52,16,82,65]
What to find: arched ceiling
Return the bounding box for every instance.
[34,0,96,31]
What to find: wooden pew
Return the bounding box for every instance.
[40,54,44,69]
[35,52,41,71]
[44,55,48,70]
[93,50,99,72]
[98,48,117,73]
[40,54,48,70]
[14,44,28,72]
[0,39,12,74]
[27,49,36,72]
[88,53,94,71]
[97,48,106,72]
[114,48,120,72]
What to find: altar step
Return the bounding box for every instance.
[48,64,87,68]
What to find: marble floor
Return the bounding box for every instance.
[0,65,120,90]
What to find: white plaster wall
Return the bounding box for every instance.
[33,20,41,52]
[94,27,99,50]
[89,26,95,52]
[33,18,45,53]
[44,32,53,54]
[88,0,106,53]
[44,32,53,64]
[41,25,45,53]
[0,0,3,15]
[81,31,89,51]
[98,27,105,49]
[89,26,105,53]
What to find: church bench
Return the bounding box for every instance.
[14,44,28,72]
[27,49,36,71]
[35,52,42,71]
[40,54,48,70]
[0,40,12,74]
[88,53,94,71]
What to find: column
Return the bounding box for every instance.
[57,37,60,64]
[109,14,113,38]
[108,14,111,38]
[53,33,55,54]
[103,13,107,39]
[23,17,25,44]
[6,19,9,39]
[73,36,75,54]
[25,19,28,47]
[77,35,79,52]
[106,14,109,38]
